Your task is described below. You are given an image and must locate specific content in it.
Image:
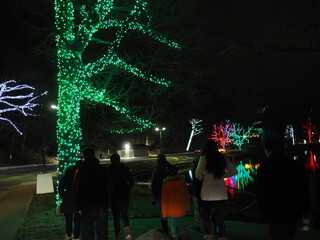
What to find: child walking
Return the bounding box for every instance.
[161,165,190,240]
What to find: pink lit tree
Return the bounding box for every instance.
[209,120,234,150]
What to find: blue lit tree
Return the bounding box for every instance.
[0,80,47,135]
[54,0,180,183]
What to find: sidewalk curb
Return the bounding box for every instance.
[0,163,58,171]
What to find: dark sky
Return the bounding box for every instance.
[1,0,320,141]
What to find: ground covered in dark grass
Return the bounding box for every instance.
[16,188,320,240]
[15,155,320,239]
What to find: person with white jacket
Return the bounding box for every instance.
[196,139,238,240]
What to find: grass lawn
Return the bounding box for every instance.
[16,186,320,240]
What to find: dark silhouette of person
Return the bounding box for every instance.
[189,156,202,232]
[195,139,237,240]
[58,160,84,240]
[151,153,172,235]
[74,147,113,240]
[257,131,310,240]
[108,153,134,240]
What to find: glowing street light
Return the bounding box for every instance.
[155,127,166,153]
[123,143,131,158]
[50,104,59,109]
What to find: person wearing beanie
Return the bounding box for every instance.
[257,131,310,240]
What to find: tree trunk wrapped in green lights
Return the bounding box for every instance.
[54,0,180,188]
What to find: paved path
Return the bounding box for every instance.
[0,181,36,240]
[0,178,36,240]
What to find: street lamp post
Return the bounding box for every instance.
[155,127,166,153]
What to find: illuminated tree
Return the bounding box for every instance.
[186,118,202,151]
[302,117,317,143]
[231,121,263,150]
[0,80,47,135]
[284,125,295,145]
[209,120,234,150]
[54,0,180,181]
[235,161,257,190]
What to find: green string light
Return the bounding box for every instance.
[54,0,179,205]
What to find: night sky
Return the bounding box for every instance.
[1,0,320,149]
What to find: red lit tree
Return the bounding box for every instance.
[302,117,317,143]
[209,120,234,150]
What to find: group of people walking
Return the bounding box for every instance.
[58,148,133,240]
[58,131,311,240]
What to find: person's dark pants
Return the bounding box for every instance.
[267,222,298,240]
[112,199,130,235]
[65,212,81,238]
[156,201,168,235]
[81,206,109,240]
[202,200,226,237]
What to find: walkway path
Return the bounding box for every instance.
[0,181,36,240]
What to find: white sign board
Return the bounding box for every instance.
[36,173,54,194]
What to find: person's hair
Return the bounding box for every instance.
[203,139,226,179]
[75,159,84,167]
[167,165,178,176]
[261,131,284,152]
[83,147,95,160]
[110,153,121,164]
[157,153,167,164]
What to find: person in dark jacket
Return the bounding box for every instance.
[151,153,172,235]
[189,156,202,232]
[257,131,310,240]
[108,153,134,240]
[58,160,84,240]
[74,147,113,240]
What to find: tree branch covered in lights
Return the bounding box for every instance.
[231,121,263,150]
[54,0,180,190]
[302,117,317,143]
[236,161,257,190]
[186,119,202,151]
[209,120,234,150]
[284,125,295,145]
[0,80,47,135]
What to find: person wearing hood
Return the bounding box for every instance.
[74,147,113,240]
[58,159,84,240]
[257,131,310,240]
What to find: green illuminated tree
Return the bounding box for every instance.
[231,121,263,150]
[54,0,180,180]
